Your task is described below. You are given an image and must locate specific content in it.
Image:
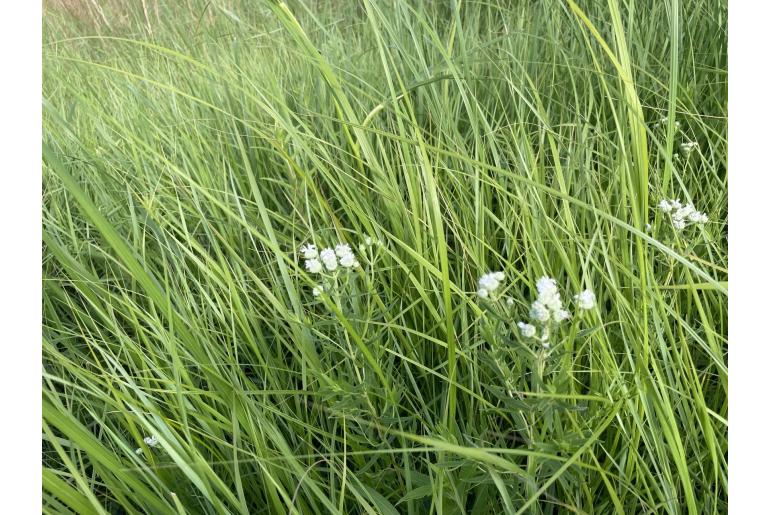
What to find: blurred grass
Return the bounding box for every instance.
[43,1,727,513]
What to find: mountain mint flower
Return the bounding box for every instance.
[478,271,504,298]
[529,300,550,322]
[305,258,323,274]
[574,289,596,310]
[535,276,564,312]
[517,322,536,338]
[335,244,353,257]
[681,141,698,153]
[312,285,324,297]
[554,309,572,322]
[657,198,708,231]
[319,248,338,271]
[300,244,318,259]
[135,435,159,454]
[339,253,358,268]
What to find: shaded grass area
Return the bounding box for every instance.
[43,1,727,513]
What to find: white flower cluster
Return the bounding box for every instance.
[515,276,596,348]
[680,141,698,154]
[134,435,159,454]
[528,277,571,323]
[574,289,597,310]
[656,116,681,130]
[301,242,360,274]
[477,271,505,299]
[300,236,375,300]
[657,199,708,230]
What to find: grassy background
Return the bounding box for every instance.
[42,0,727,513]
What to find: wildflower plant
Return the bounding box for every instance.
[476,272,597,396]
[297,234,382,415]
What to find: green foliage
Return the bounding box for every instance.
[43,1,727,513]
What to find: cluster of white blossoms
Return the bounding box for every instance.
[574,289,597,310]
[528,277,571,324]
[657,199,708,230]
[655,116,681,130]
[515,276,597,348]
[134,435,159,455]
[300,236,377,300]
[301,242,360,274]
[477,271,505,299]
[680,141,698,154]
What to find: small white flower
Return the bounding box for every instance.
[672,218,687,231]
[574,289,596,310]
[335,244,353,258]
[536,276,558,297]
[529,300,550,322]
[312,285,324,297]
[542,341,551,350]
[339,253,358,268]
[676,204,696,220]
[553,309,572,323]
[304,258,323,274]
[319,248,338,271]
[681,141,698,153]
[300,244,318,259]
[517,322,536,338]
[478,271,504,298]
[135,435,159,454]
[645,223,652,232]
[658,199,673,213]
[364,236,373,246]
[506,297,514,306]
[688,211,708,224]
[478,274,501,292]
[536,277,563,311]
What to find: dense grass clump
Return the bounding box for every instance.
[42,1,727,513]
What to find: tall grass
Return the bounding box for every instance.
[42,1,727,513]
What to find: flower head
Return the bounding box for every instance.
[305,258,323,274]
[478,271,504,298]
[517,322,536,338]
[312,285,324,297]
[574,289,596,310]
[529,300,550,322]
[135,435,160,454]
[339,253,358,268]
[300,244,318,259]
[319,248,338,271]
[536,276,563,311]
[657,198,708,231]
[335,244,353,258]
